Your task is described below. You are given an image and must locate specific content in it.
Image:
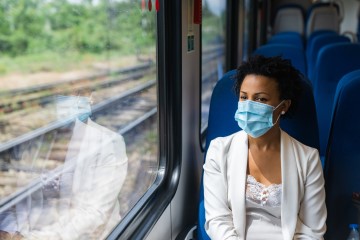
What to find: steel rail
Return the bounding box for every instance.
[0,67,155,114]
[0,80,156,154]
[0,61,154,97]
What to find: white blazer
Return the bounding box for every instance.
[16,119,128,240]
[203,130,326,240]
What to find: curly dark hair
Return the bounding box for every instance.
[234,55,303,117]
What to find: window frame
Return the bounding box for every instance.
[106,0,182,239]
[200,0,239,151]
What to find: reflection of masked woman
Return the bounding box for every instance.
[29,118,128,240]
[18,114,128,239]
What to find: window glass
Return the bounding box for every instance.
[0,0,158,239]
[201,0,226,132]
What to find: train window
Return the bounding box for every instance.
[0,1,158,239]
[201,0,226,135]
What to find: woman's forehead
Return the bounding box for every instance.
[240,74,279,93]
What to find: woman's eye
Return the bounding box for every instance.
[240,96,247,100]
[256,97,267,102]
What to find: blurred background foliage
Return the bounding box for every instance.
[0,0,222,75]
[0,0,156,56]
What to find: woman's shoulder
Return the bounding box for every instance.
[209,130,246,148]
[206,131,246,159]
[281,130,319,156]
[205,131,246,168]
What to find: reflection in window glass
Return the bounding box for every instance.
[0,1,158,239]
[201,0,226,132]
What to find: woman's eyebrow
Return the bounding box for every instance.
[254,92,270,96]
[240,91,270,96]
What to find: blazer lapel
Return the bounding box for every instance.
[280,130,300,240]
[227,131,248,239]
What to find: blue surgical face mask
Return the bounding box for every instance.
[234,100,285,138]
[56,95,92,121]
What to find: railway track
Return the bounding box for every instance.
[0,62,154,114]
[0,46,222,115]
[0,73,156,143]
[0,80,157,212]
[0,80,156,154]
[0,45,224,218]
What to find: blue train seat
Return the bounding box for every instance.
[253,44,307,75]
[280,77,320,151]
[312,43,360,158]
[197,68,319,239]
[197,70,238,240]
[306,30,338,54]
[323,69,360,240]
[267,32,304,49]
[307,34,350,80]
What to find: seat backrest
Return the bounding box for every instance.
[306,30,338,61]
[313,43,360,157]
[273,4,305,35]
[306,2,341,38]
[197,69,319,240]
[203,70,239,151]
[324,69,360,240]
[307,34,350,80]
[305,30,337,69]
[253,44,307,75]
[306,30,338,49]
[197,70,238,240]
[267,32,304,50]
[280,77,320,151]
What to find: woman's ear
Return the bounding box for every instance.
[283,100,291,114]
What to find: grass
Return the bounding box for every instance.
[0,51,79,74]
[0,48,156,76]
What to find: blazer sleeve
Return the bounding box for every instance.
[203,139,240,240]
[294,148,327,239]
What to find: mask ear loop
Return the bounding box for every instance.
[273,113,282,125]
[273,100,286,125]
[273,100,286,111]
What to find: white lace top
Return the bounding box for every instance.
[245,175,284,239]
[246,175,282,207]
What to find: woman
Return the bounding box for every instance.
[203,55,326,239]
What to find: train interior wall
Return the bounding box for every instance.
[145,1,203,239]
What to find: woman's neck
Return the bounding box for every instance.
[248,127,281,151]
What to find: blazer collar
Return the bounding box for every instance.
[280,130,300,240]
[227,130,300,240]
[227,130,248,239]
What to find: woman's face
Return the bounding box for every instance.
[239,74,281,105]
[239,74,290,116]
